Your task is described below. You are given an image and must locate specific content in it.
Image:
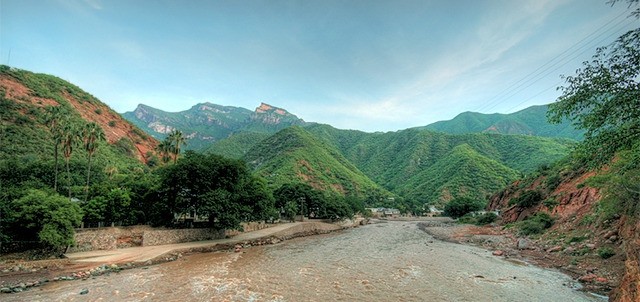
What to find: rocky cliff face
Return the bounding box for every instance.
[122,102,307,150]
[487,169,640,301]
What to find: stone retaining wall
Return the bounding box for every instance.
[71,222,275,252]
[70,226,151,253]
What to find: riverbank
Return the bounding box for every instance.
[0,220,362,293]
[418,222,618,297]
[1,220,601,301]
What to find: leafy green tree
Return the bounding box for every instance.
[443,196,484,219]
[11,189,82,251]
[548,28,640,166]
[81,122,105,202]
[155,151,268,229]
[168,129,187,163]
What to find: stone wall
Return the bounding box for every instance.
[141,228,225,246]
[71,222,275,252]
[70,226,151,253]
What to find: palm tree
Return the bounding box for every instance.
[168,129,187,163]
[44,106,67,191]
[156,140,173,164]
[82,122,105,202]
[61,121,80,200]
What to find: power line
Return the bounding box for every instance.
[498,17,638,113]
[474,8,634,113]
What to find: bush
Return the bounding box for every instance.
[94,108,103,115]
[108,120,116,127]
[597,247,615,259]
[519,212,554,235]
[476,212,498,225]
[444,197,484,219]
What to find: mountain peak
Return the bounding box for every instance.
[255,102,289,115]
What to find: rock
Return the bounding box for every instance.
[18,283,26,289]
[586,267,597,274]
[547,246,562,253]
[564,247,575,254]
[492,250,505,256]
[578,273,597,283]
[603,230,617,239]
[609,235,618,241]
[12,266,20,272]
[595,277,608,284]
[585,243,596,249]
[1,287,12,293]
[80,288,89,295]
[145,260,152,265]
[517,238,529,250]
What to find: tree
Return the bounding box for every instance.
[155,151,268,229]
[81,122,105,202]
[44,105,67,191]
[168,129,187,163]
[548,28,640,166]
[156,140,172,164]
[11,189,82,252]
[61,120,80,199]
[443,196,484,219]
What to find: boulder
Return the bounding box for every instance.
[517,238,529,250]
[578,273,597,283]
[492,250,505,256]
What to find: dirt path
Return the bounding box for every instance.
[66,222,298,263]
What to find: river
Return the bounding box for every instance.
[5,221,602,301]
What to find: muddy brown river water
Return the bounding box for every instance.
[5,221,604,301]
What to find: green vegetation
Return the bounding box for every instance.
[243,126,391,201]
[597,247,615,259]
[518,213,555,236]
[421,104,584,140]
[6,190,82,252]
[152,151,276,230]
[443,196,484,219]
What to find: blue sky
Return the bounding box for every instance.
[1,0,637,132]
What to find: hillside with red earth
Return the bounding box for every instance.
[487,170,638,301]
[0,73,157,163]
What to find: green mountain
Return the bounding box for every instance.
[0,65,156,166]
[208,122,574,205]
[399,144,520,206]
[419,105,584,140]
[122,102,307,150]
[243,126,390,199]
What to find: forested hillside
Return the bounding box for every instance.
[243,126,391,202]
[420,105,584,140]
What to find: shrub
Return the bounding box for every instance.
[597,247,615,259]
[519,212,555,235]
[543,198,559,210]
[108,120,116,127]
[545,174,561,192]
[94,108,103,115]
[476,212,498,225]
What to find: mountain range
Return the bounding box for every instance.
[1,65,579,207]
[122,102,306,150]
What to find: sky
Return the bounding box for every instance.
[1,0,638,132]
